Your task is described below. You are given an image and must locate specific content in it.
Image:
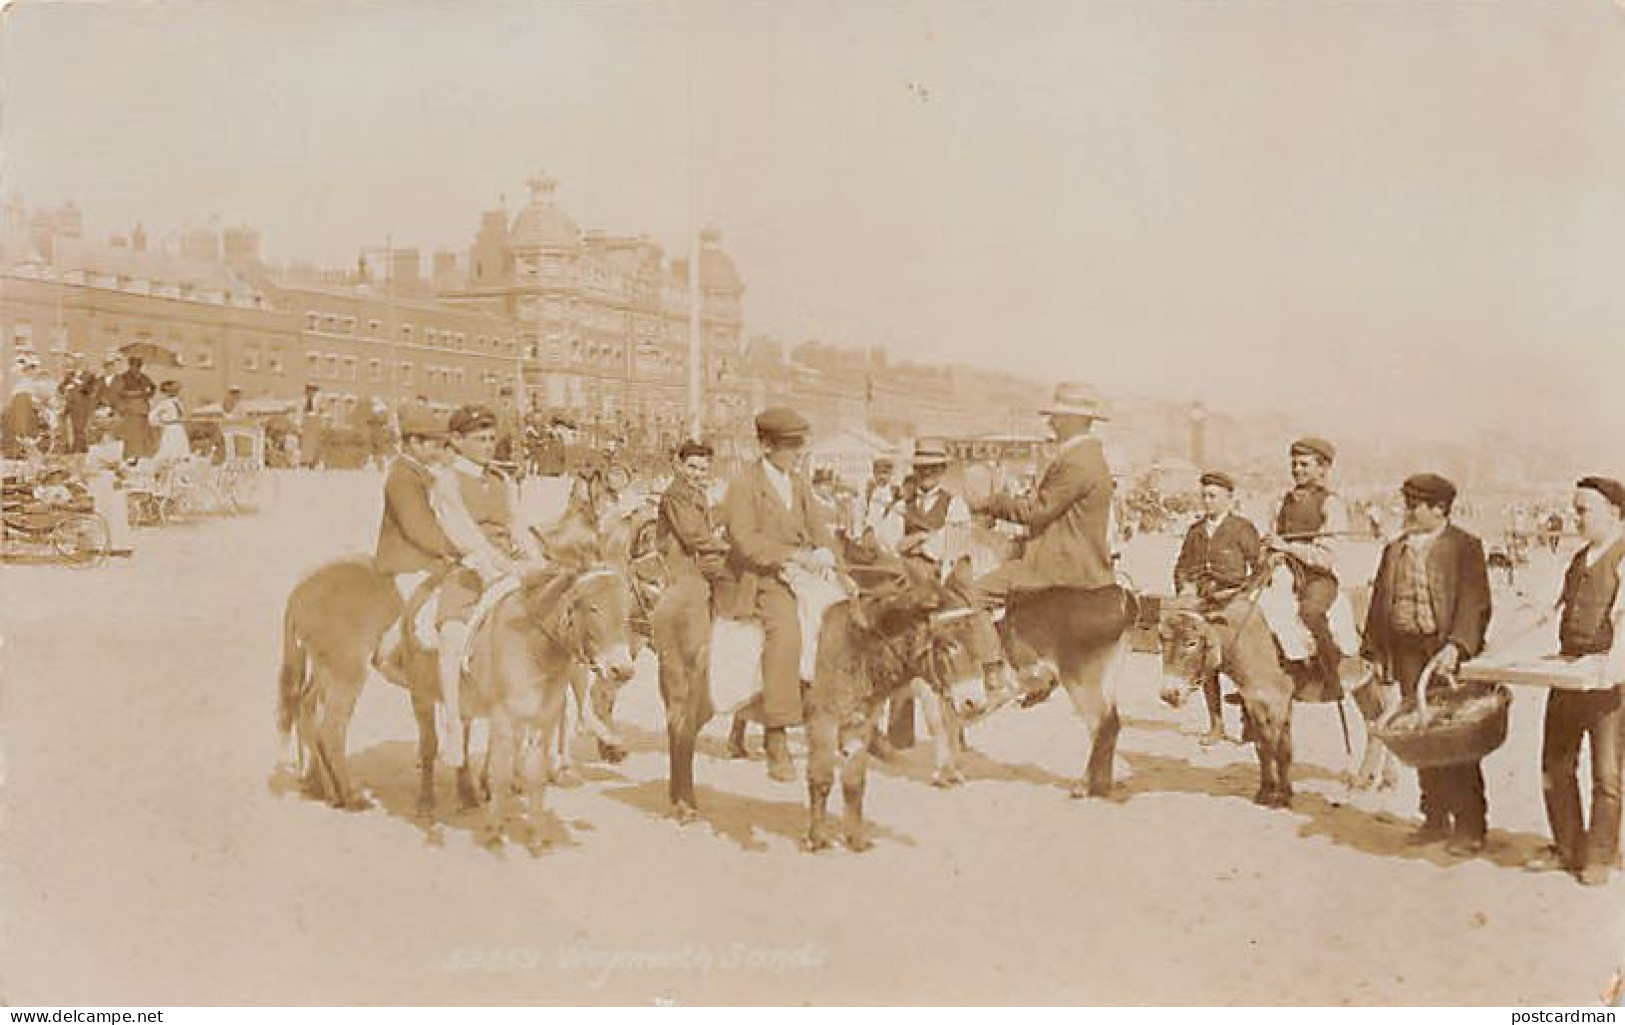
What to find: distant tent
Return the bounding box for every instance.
[807,428,898,485]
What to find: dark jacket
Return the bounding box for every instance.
[1174,513,1263,598]
[983,434,1115,590]
[657,475,726,583]
[1361,524,1492,663]
[375,455,459,574]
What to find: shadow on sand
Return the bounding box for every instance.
[272,739,637,856]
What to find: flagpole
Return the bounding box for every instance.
[685,11,703,442]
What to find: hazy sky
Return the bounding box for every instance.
[4,1,1623,448]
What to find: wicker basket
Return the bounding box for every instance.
[1373,662,1512,769]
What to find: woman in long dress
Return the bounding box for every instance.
[149,380,192,460]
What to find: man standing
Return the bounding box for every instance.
[57,354,99,455]
[1361,473,1492,856]
[298,383,324,469]
[1266,436,1351,697]
[973,382,1116,696]
[1173,470,1264,744]
[112,355,157,461]
[1526,476,1625,886]
[718,406,836,782]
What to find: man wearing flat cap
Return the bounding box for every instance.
[1525,476,1625,885]
[718,405,837,782]
[1266,436,1352,695]
[1174,470,1264,744]
[57,353,99,455]
[1362,472,1492,855]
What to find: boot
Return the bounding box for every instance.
[727,714,750,759]
[764,727,797,783]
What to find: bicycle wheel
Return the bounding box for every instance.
[50,512,110,568]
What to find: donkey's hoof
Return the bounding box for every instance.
[551,765,584,788]
[338,793,374,812]
[672,800,699,825]
[1252,787,1273,806]
[842,829,874,853]
[931,767,965,789]
[1067,780,1093,800]
[802,830,834,853]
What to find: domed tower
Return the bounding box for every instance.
[509,173,581,273]
[505,173,587,408]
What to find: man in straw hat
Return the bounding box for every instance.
[1361,472,1492,857]
[717,405,837,782]
[971,382,1117,697]
[1266,435,1353,697]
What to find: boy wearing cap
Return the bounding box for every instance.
[1525,476,1625,885]
[373,408,458,686]
[1174,470,1264,744]
[719,405,837,782]
[1362,473,1492,855]
[1266,436,1352,695]
[57,354,99,454]
[651,440,731,810]
[428,404,541,765]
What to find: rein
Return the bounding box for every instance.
[536,565,623,668]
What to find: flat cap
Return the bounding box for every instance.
[1402,472,1457,507]
[447,404,497,435]
[676,439,713,460]
[398,406,448,440]
[1578,476,1625,517]
[754,406,810,440]
[1290,436,1336,463]
[1199,470,1236,492]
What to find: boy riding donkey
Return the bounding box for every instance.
[373,404,545,802]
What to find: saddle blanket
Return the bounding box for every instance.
[708,565,847,714]
[1257,563,1360,661]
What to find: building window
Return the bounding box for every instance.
[454,333,465,350]
[307,353,321,378]
[268,351,284,375]
[368,319,381,334]
[195,348,215,368]
[398,361,413,383]
[343,356,358,382]
[306,312,319,332]
[342,316,356,334]
[368,358,382,382]
[324,354,339,379]
[322,315,338,333]
[11,323,33,351]
[242,350,259,372]
[401,324,413,342]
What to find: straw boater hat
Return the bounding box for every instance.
[912,437,949,468]
[1040,382,1110,420]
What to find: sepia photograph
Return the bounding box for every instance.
[2,0,1624,1009]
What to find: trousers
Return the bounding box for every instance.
[1391,633,1486,838]
[1541,685,1624,870]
